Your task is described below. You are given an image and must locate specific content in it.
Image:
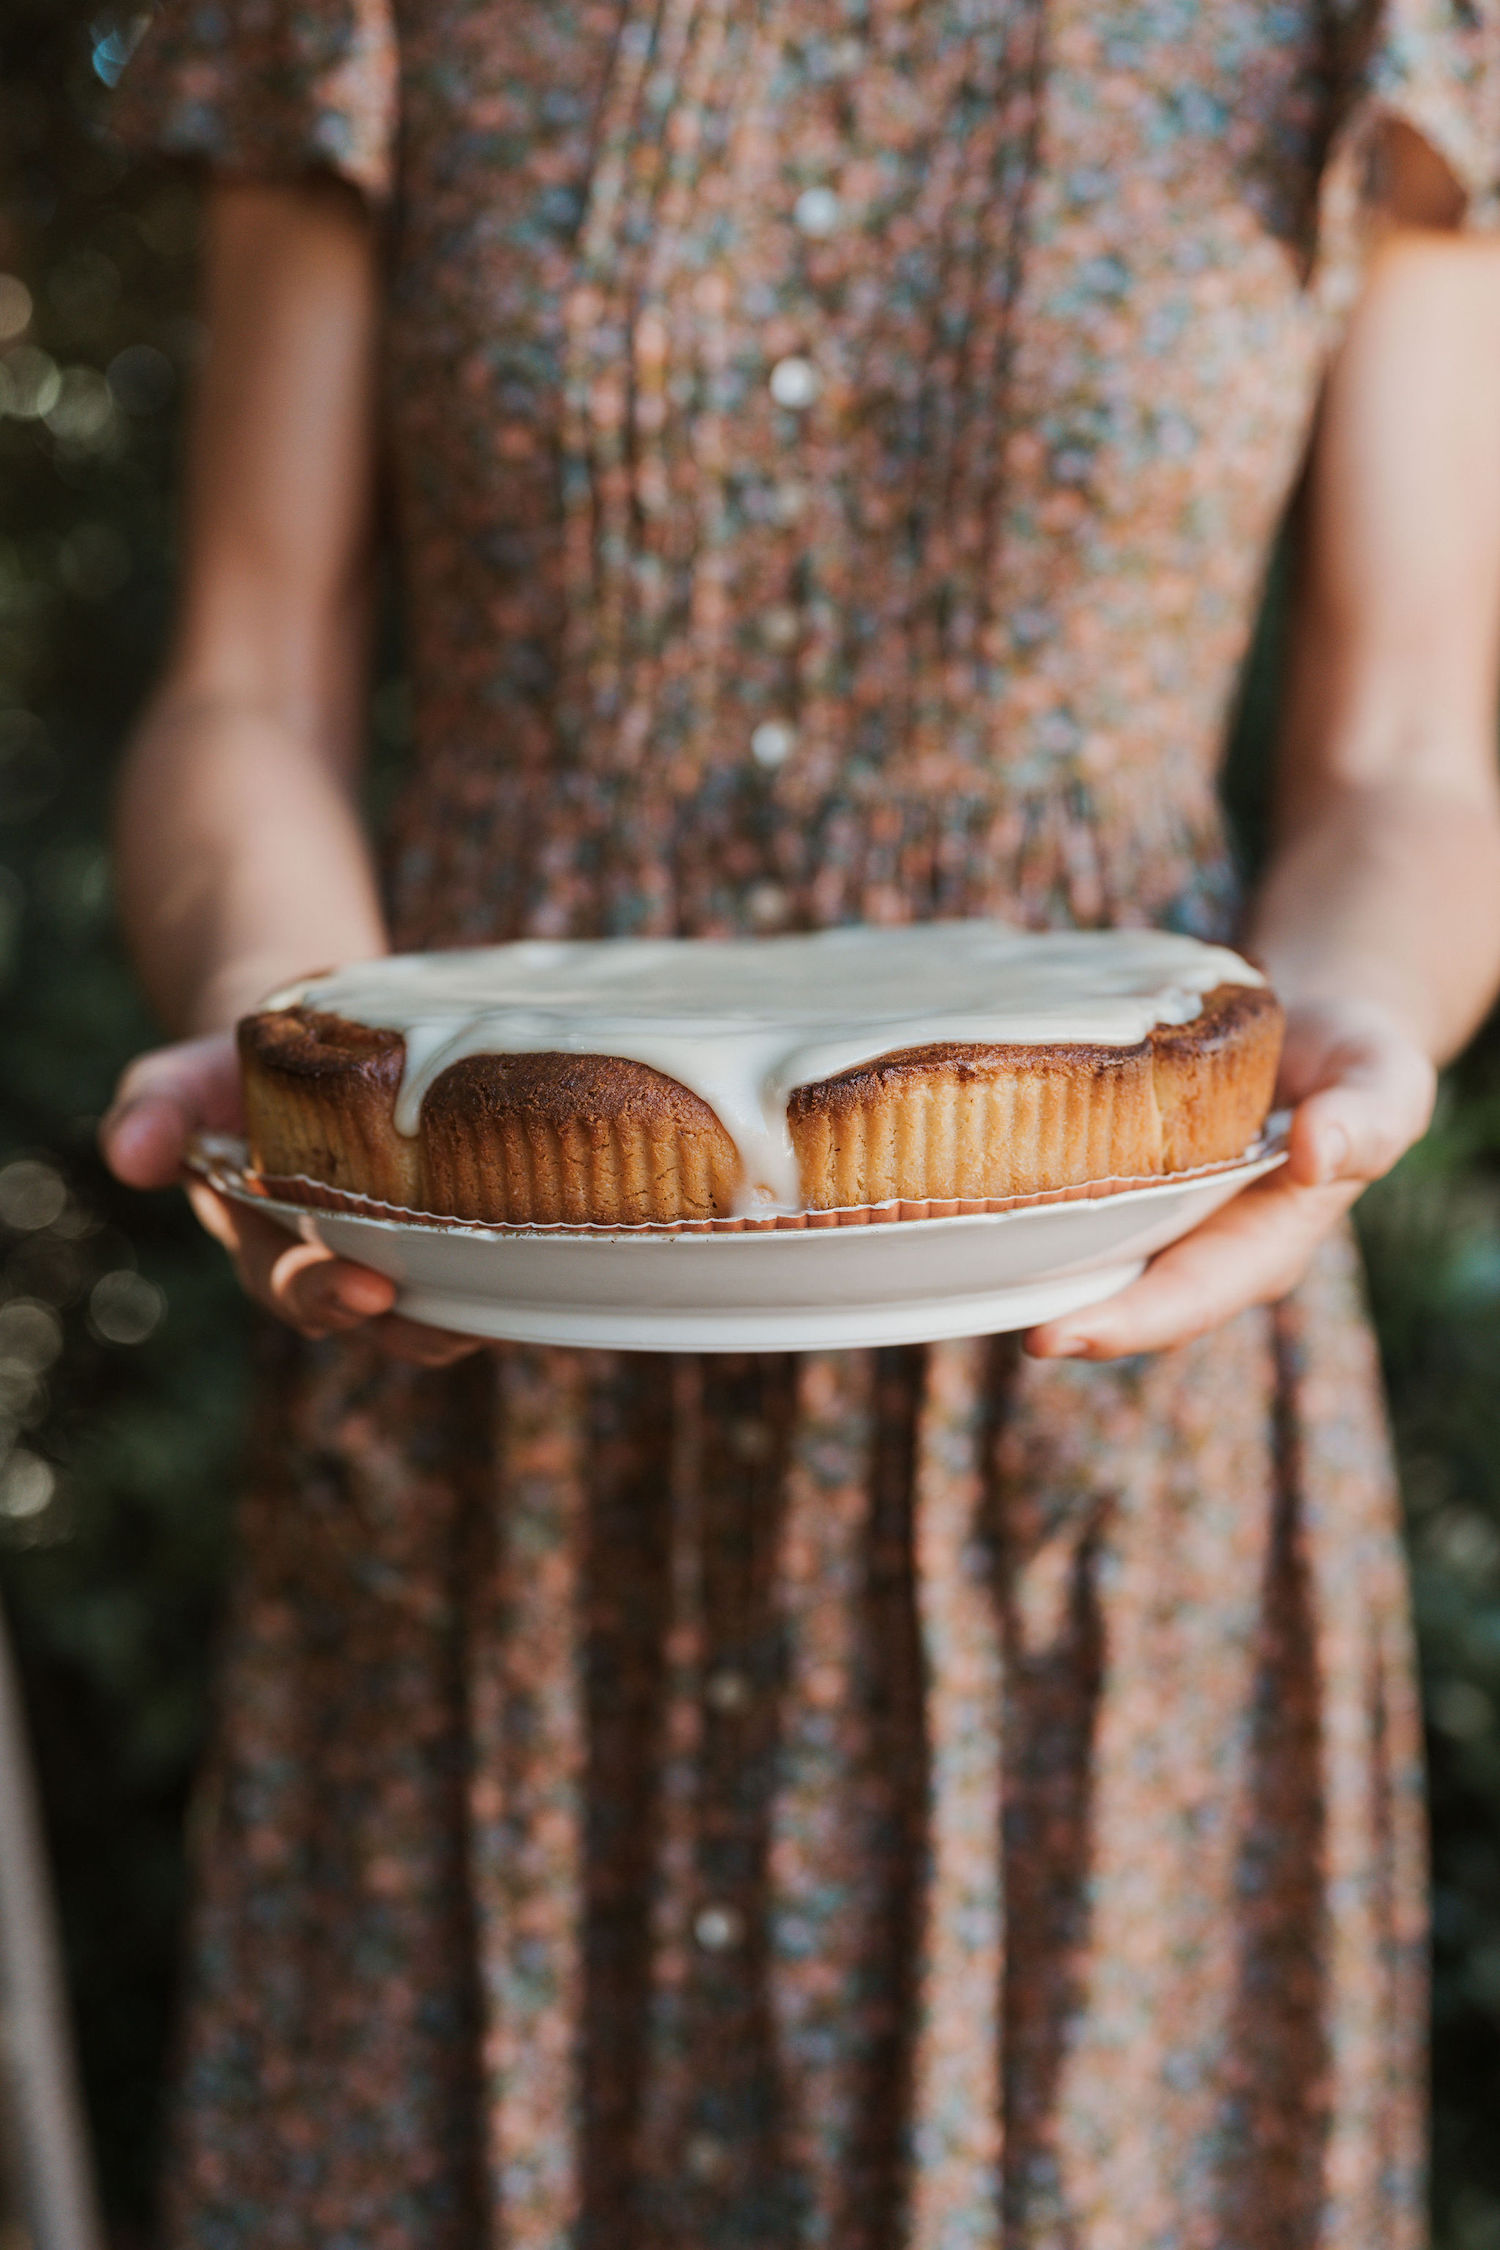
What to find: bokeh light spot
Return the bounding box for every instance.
[89,1269,165,1345]
[106,343,174,415]
[1,346,61,420]
[0,1449,55,1521]
[46,367,116,449]
[90,17,146,88]
[1432,1679,1497,1744]
[0,1159,67,1232]
[0,1299,64,1375]
[0,275,33,344]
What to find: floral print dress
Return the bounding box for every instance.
[118,2,1500,2244]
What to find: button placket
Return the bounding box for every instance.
[750,159,843,783]
[674,1362,791,2202]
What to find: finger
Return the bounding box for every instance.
[184,1177,246,1253]
[191,1175,468,1351]
[1025,1172,1360,1360]
[1272,1002,1436,1187]
[113,1031,243,1121]
[186,1184,399,1334]
[103,1031,245,1187]
[1285,1049,1435,1188]
[102,1092,197,1188]
[260,1234,398,1334]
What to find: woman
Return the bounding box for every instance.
[104,1,1500,2242]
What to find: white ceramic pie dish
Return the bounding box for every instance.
[188,1128,1287,1353]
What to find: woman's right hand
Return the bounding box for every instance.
[100,1033,479,1366]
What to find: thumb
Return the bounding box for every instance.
[1285,1042,1435,1188]
[101,1031,243,1190]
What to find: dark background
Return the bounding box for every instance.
[2,4,1500,2243]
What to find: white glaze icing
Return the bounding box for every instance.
[271,925,1263,1213]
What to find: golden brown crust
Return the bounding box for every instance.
[239,982,1284,1225]
[237,1010,420,1209]
[419,1053,740,1225]
[787,1043,1161,1208]
[1148,983,1283,1172]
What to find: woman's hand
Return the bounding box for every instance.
[1024,996,1436,1361]
[101,1033,479,1367]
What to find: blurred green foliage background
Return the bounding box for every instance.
[1,4,1499,2244]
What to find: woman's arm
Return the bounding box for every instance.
[118,176,387,1034]
[1029,227,1500,1358]
[1257,229,1500,1059]
[103,178,470,1362]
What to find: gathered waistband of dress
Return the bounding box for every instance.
[384,755,1245,951]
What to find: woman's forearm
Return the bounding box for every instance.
[116,686,387,1036]
[1247,767,1500,1065]
[116,178,388,1039]
[1248,229,1500,1069]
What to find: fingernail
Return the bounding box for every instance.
[1043,1334,1089,1358]
[338,1272,392,1315]
[1317,1126,1349,1183]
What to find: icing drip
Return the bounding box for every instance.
[272,924,1264,1214]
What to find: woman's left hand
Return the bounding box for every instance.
[1024,995,1437,1360]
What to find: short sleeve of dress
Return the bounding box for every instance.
[111,0,397,204]
[1318,0,1500,299]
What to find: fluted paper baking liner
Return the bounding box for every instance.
[190,1134,1277,1237]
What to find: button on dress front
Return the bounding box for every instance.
[117,2,1500,2243]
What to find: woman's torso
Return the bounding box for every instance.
[377,0,1347,949]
